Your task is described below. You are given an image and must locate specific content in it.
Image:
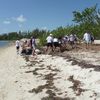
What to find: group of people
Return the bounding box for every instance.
[15,36,36,56]
[46,33,77,52]
[15,31,94,55]
[45,31,94,52]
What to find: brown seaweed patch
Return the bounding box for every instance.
[32,68,45,75]
[47,65,60,72]
[47,65,52,70]
[25,67,45,75]
[44,73,57,80]
[24,55,29,62]
[39,64,45,67]
[57,92,63,95]
[68,75,87,96]
[30,60,39,65]
[29,83,57,94]
[90,92,97,98]
[27,63,32,66]
[51,52,100,72]
[28,68,74,99]
[39,60,44,62]
[63,54,100,72]
[70,58,100,72]
[29,85,45,93]
[44,73,58,90]
[41,96,74,100]
[29,73,58,93]
[46,90,56,97]
[25,70,34,73]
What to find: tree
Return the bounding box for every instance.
[73,5,100,25]
[72,5,100,39]
[31,29,40,38]
[7,32,19,40]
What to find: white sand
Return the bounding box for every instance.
[0,45,100,100]
[32,55,100,100]
[0,46,48,100]
[63,51,100,65]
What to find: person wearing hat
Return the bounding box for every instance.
[46,34,53,52]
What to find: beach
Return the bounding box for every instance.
[0,45,100,100]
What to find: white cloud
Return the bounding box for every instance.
[3,20,11,24]
[16,15,26,23]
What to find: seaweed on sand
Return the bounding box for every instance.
[68,75,87,96]
[29,72,74,100]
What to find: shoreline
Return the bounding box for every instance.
[0,40,15,49]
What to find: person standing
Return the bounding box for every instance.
[31,36,36,56]
[83,32,91,49]
[16,39,20,55]
[69,34,75,49]
[53,37,61,52]
[46,34,53,52]
[90,33,94,44]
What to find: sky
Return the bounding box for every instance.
[0,0,100,34]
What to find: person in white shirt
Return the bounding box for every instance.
[53,37,61,52]
[16,40,20,54]
[46,34,53,52]
[83,32,91,48]
[83,32,91,43]
[69,34,75,42]
[53,37,59,47]
[69,34,76,49]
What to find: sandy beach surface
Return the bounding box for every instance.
[0,45,100,100]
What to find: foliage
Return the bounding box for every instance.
[73,4,100,25]
[0,5,100,45]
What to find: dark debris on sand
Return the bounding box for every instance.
[23,45,100,99]
[27,62,74,99]
[29,72,75,100]
[25,67,45,76]
[29,73,58,93]
[47,65,60,72]
[41,96,74,100]
[68,75,87,96]
[52,52,100,72]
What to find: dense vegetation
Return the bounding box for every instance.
[0,5,100,45]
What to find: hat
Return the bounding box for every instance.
[50,34,52,36]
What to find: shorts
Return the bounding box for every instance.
[53,42,59,47]
[32,44,35,50]
[70,41,74,45]
[47,43,53,47]
[16,46,19,50]
[85,40,91,44]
